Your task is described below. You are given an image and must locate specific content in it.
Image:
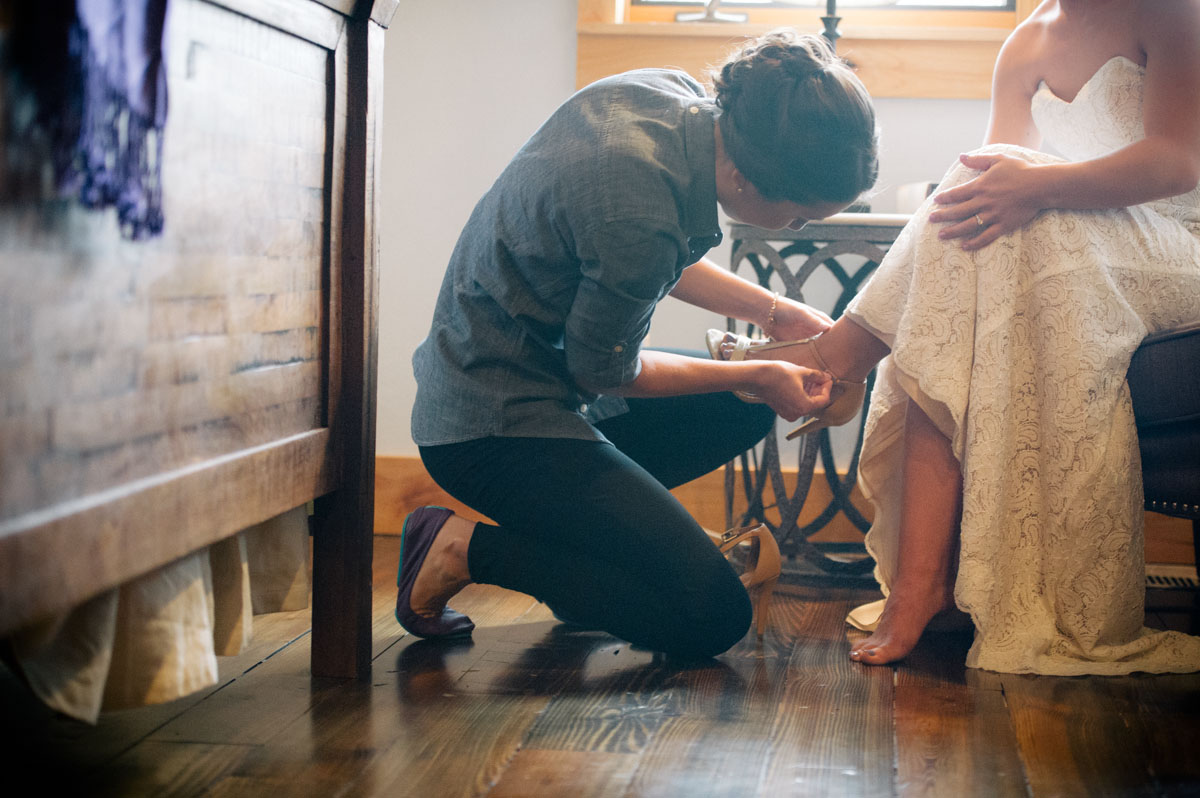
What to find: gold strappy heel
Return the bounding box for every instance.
[706,523,782,639]
[705,329,866,440]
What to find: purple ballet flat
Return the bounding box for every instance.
[395,506,475,639]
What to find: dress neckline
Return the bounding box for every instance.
[1035,55,1143,105]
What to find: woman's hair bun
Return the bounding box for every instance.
[713,29,878,206]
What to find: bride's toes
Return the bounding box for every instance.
[849,636,908,665]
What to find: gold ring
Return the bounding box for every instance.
[974,213,985,227]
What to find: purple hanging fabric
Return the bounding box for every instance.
[65,0,170,239]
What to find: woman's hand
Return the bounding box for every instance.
[768,295,833,341]
[751,361,833,421]
[928,152,1045,251]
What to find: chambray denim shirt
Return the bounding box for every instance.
[412,69,723,446]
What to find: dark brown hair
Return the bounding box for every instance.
[713,30,878,205]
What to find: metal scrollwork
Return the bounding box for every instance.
[723,217,907,577]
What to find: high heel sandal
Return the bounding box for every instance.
[706,523,781,639]
[705,329,866,441]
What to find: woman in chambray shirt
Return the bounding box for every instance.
[399,31,878,658]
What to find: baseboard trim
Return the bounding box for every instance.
[373,455,1195,565]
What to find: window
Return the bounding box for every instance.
[635,1,1012,7]
[579,0,1032,99]
[623,0,1019,28]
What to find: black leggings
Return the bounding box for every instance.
[419,386,776,660]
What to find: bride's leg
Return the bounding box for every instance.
[720,314,968,662]
[849,399,966,665]
[810,317,890,382]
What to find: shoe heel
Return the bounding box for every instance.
[712,523,782,640]
[752,576,778,639]
[785,416,828,440]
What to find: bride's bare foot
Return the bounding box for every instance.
[848,584,966,665]
[406,514,473,619]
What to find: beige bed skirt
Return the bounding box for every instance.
[4,506,311,724]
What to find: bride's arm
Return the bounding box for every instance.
[930,1,1200,250]
[1025,1,1200,208]
[981,11,1043,150]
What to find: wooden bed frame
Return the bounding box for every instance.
[0,0,397,680]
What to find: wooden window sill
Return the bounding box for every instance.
[576,21,1008,98]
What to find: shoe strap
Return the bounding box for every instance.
[806,336,867,386]
[719,523,762,544]
[728,334,753,362]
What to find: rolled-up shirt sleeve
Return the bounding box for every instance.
[564,222,685,390]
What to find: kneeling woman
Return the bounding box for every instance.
[398,31,878,659]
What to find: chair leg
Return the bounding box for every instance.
[1193,518,1199,573]
[1192,519,1200,636]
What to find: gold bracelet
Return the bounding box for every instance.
[765,291,779,340]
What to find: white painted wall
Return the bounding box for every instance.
[377,3,991,456]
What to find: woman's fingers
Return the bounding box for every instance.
[928,152,1006,226]
[960,230,1001,251]
[929,151,1001,207]
[929,181,975,213]
[805,371,834,406]
[768,365,833,421]
[957,151,1000,171]
[937,212,1008,250]
[938,209,989,240]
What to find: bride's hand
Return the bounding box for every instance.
[768,295,833,340]
[928,152,1044,251]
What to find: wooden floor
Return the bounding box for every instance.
[6,534,1200,797]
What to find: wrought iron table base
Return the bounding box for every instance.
[722,214,908,579]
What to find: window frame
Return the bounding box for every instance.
[577,0,1038,99]
[626,1,1016,29]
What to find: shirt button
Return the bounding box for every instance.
[580,404,589,414]
[613,345,624,353]
[689,106,699,115]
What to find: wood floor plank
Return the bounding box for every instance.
[149,637,320,746]
[1094,673,1200,796]
[1001,673,1162,798]
[369,692,550,798]
[167,578,555,797]
[893,680,1026,798]
[9,533,1198,798]
[517,647,680,754]
[626,718,774,798]
[92,740,254,798]
[213,680,391,797]
[204,670,547,798]
[488,749,641,798]
[621,585,822,798]
[893,631,1028,798]
[759,595,895,798]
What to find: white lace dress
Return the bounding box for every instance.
[847,56,1200,675]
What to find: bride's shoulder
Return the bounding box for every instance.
[993,13,1051,94]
